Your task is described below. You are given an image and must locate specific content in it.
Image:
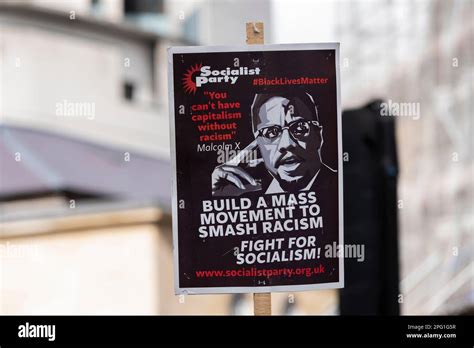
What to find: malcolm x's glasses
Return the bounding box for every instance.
[255,120,321,142]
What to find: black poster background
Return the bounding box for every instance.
[171,47,341,292]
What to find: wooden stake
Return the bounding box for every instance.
[246,22,264,45]
[246,21,271,316]
[254,293,271,316]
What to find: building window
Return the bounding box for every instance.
[124,0,164,14]
[184,11,199,43]
[123,82,135,101]
[91,0,101,15]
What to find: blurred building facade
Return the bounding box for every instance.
[336,0,473,314]
[0,0,334,315]
[0,0,200,315]
[0,0,172,158]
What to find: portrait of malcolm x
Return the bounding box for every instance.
[212,92,336,196]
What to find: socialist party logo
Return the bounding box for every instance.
[182,64,261,94]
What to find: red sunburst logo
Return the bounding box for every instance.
[182,63,202,94]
